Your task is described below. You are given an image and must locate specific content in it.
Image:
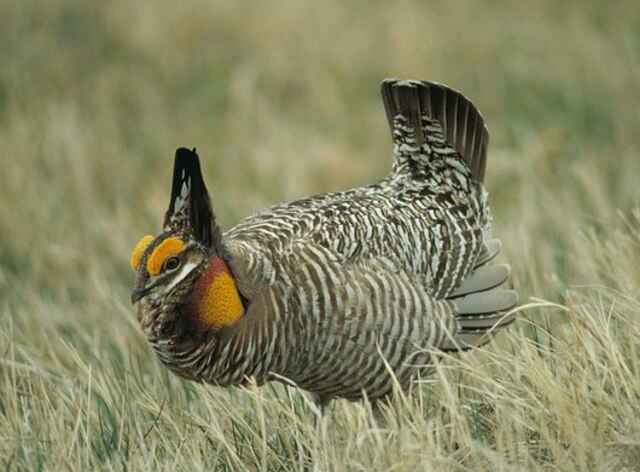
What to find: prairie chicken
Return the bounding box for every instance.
[131,79,518,408]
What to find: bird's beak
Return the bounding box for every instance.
[131,287,151,304]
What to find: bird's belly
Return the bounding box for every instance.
[288,337,434,402]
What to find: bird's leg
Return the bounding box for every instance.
[290,394,330,470]
[370,400,387,427]
[312,394,330,433]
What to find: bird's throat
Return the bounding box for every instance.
[193,257,244,330]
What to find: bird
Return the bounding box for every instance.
[130,79,518,411]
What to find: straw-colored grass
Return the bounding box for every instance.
[2,0,640,470]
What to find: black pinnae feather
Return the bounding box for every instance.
[164,147,220,249]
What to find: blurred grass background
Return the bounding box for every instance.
[1,0,640,470]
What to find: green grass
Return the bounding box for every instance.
[2,0,640,469]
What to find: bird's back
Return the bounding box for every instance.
[227,80,491,299]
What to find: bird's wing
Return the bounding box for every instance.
[222,241,516,394]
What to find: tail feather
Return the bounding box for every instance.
[381,79,490,182]
[449,263,510,297]
[474,239,502,268]
[453,287,517,315]
[454,312,517,331]
[440,259,519,352]
[446,320,516,350]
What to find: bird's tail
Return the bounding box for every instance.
[380,79,489,182]
[441,239,519,351]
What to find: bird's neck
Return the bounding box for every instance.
[191,256,245,330]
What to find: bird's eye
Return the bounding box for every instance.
[164,256,181,271]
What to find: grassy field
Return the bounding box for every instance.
[2,0,640,470]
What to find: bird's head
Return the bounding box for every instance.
[130,233,209,308]
[130,148,244,332]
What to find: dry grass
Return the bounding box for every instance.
[2,0,640,470]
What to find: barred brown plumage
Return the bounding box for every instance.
[131,79,519,408]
